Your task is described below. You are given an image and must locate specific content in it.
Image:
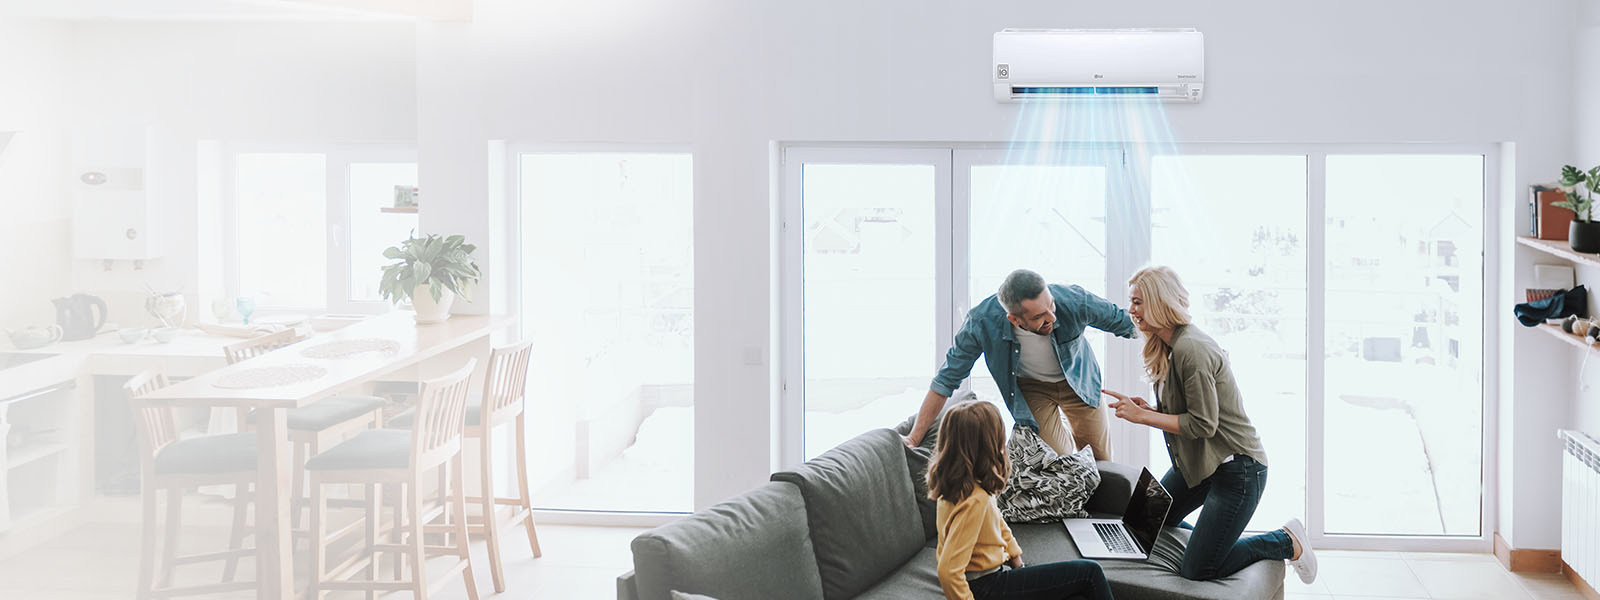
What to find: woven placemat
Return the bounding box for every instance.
[213,364,328,389]
[300,338,400,359]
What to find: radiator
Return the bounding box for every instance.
[1561,429,1600,586]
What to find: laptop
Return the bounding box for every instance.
[1063,468,1173,560]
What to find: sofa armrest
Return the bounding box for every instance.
[617,570,638,600]
[1085,460,1141,515]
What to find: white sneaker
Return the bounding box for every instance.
[1283,518,1317,584]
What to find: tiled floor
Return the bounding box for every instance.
[0,499,1589,599]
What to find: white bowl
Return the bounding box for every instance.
[152,327,179,343]
[118,328,148,344]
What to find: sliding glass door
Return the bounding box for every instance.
[780,143,1494,551]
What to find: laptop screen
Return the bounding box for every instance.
[1121,468,1174,554]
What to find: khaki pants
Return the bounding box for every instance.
[1017,377,1110,461]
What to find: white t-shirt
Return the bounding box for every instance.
[1013,324,1066,382]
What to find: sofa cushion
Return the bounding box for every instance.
[891,411,945,541]
[630,481,823,600]
[1085,460,1140,516]
[998,427,1101,522]
[1010,522,1285,600]
[858,545,1100,600]
[670,592,720,600]
[771,428,926,600]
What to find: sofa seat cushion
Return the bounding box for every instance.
[630,481,824,600]
[857,546,1100,600]
[1009,521,1285,600]
[771,428,927,600]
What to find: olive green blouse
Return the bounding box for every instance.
[1155,324,1268,487]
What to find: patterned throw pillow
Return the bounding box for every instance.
[995,425,1101,523]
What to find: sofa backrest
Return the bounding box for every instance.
[630,481,825,600]
[771,428,926,600]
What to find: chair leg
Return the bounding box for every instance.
[137,481,159,599]
[515,413,542,557]
[451,454,481,600]
[308,475,327,600]
[407,481,429,600]
[479,431,505,592]
[291,439,309,534]
[365,483,381,600]
[221,481,250,582]
[390,482,404,579]
[159,487,182,588]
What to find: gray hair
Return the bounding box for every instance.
[998,269,1047,315]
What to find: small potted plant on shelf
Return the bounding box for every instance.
[378,233,481,323]
[1555,164,1600,253]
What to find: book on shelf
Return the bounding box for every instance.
[1533,184,1572,241]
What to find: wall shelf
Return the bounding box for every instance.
[379,207,418,214]
[1535,322,1598,353]
[1517,237,1600,269]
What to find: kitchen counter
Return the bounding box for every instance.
[0,328,241,401]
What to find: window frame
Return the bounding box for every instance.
[776,141,1500,552]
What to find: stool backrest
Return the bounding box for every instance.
[412,358,478,470]
[223,329,297,364]
[123,370,179,464]
[482,339,534,425]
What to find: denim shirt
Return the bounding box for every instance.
[930,284,1138,429]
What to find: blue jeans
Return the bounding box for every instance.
[1161,455,1294,580]
[969,559,1114,600]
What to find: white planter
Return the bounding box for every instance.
[410,283,456,324]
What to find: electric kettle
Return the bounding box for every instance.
[54,294,108,341]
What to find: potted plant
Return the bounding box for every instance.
[1555,164,1600,253]
[378,233,481,323]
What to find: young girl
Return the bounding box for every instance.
[929,400,1115,600]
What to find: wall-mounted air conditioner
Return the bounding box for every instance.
[993,28,1204,103]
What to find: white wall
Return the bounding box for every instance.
[58,21,417,325]
[0,19,74,329]
[414,0,1578,549]
[1572,0,1600,441]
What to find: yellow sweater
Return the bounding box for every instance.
[935,488,1022,600]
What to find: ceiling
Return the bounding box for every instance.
[0,0,469,22]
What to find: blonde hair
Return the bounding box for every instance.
[1128,266,1192,381]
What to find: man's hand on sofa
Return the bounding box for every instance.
[1007,555,1024,568]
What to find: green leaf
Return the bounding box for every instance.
[1562,165,1587,187]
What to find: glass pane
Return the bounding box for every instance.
[1149,155,1308,533]
[236,153,325,307]
[802,164,936,460]
[348,162,418,302]
[520,153,694,513]
[1324,154,1483,535]
[967,164,1108,426]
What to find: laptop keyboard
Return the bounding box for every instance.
[1094,522,1138,554]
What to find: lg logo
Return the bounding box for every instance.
[1094,73,1104,79]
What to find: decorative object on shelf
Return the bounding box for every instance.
[1554,165,1600,253]
[392,185,419,209]
[117,328,148,344]
[53,294,107,341]
[1532,185,1571,240]
[378,233,481,324]
[235,297,256,325]
[1515,285,1587,327]
[143,286,186,329]
[151,327,179,344]
[5,324,62,350]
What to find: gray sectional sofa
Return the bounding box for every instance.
[618,428,1284,600]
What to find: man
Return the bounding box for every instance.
[905,269,1137,460]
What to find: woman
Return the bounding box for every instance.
[1102,266,1317,583]
[929,400,1114,600]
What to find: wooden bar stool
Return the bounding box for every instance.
[224,330,386,527]
[124,370,258,599]
[388,339,541,592]
[306,359,480,600]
